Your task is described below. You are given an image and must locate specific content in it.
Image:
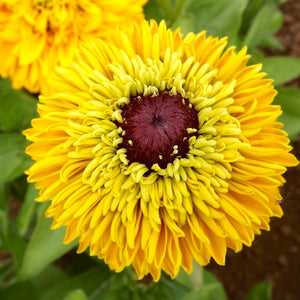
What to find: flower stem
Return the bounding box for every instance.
[191,261,204,289]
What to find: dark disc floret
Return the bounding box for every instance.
[116,90,199,169]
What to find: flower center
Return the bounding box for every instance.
[117,90,199,169]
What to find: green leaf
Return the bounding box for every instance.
[180,282,227,300]
[243,281,272,300]
[174,262,218,291]
[99,289,129,300]
[157,277,188,300]
[267,7,283,34]
[202,268,221,285]
[240,0,283,49]
[0,182,8,212]
[248,48,265,64]
[0,209,9,249]
[240,0,265,34]
[273,87,300,140]
[243,1,282,49]
[172,0,249,44]
[144,0,165,23]
[155,0,176,24]
[174,267,227,300]
[258,56,300,86]
[18,203,78,280]
[172,13,195,35]
[17,182,38,235]
[259,35,284,50]
[174,268,194,290]
[0,255,16,287]
[1,265,67,299]
[0,78,38,132]
[0,210,26,265]
[0,132,32,183]
[172,263,229,300]
[63,289,88,300]
[39,265,112,300]
[0,281,37,300]
[30,264,68,296]
[144,0,181,26]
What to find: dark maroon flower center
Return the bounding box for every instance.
[116,90,199,169]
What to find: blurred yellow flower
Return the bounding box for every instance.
[24,20,298,281]
[0,0,147,93]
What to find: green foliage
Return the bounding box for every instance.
[18,203,78,280]
[89,265,226,300]
[0,79,37,182]
[0,263,112,300]
[258,56,300,86]
[241,0,283,49]
[172,0,249,44]
[273,87,300,140]
[146,0,249,44]
[0,79,37,132]
[144,0,164,23]
[243,281,272,300]
[0,133,32,182]
[16,183,38,236]
[144,0,284,49]
[63,289,89,300]
[0,1,299,300]
[178,267,227,300]
[39,264,112,300]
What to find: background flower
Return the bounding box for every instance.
[24,19,298,281]
[0,0,147,93]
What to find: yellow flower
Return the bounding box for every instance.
[24,20,298,281]
[0,0,147,93]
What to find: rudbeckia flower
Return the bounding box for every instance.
[24,20,298,281]
[0,0,147,93]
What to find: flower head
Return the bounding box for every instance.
[0,0,147,93]
[24,20,298,281]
